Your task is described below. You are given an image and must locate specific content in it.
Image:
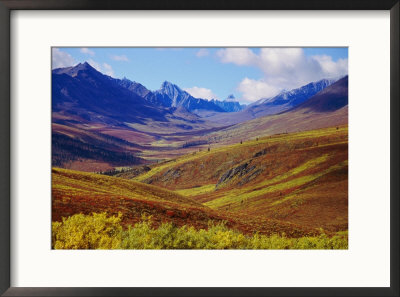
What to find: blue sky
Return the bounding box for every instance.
[52,47,348,104]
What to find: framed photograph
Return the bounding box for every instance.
[1,0,399,296]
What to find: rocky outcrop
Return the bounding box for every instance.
[253,148,267,158]
[216,161,263,188]
[160,168,182,182]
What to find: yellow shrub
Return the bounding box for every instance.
[53,213,348,250]
[52,212,122,249]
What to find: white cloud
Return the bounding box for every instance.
[217,48,258,66]
[196,49,209,57]
[51,48,77,69]
[237,78,279,102]
[184,87,219,100]
[80,48,95,56]
[88,59,115,77]
[111,55,129,62]
[311,55,348,78]
[217,48,348,102]
[102,63,114,77]
[87,59,101,71]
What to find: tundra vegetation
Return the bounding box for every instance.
[52,212,348,250]
[52,126,348,249]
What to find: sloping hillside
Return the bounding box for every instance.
[52,63,227,169]
[187,76,348,147]
[291,76,348,112]
[52,167,322,237]
[129,126,348,232]
[52,168,217,229]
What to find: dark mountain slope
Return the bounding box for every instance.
[292,76,348,112]
[52,62,228,169]
[52,62,168,124]
[117,78,165,106]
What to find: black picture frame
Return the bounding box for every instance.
[0,1,399,296]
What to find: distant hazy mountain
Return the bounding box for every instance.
[249,78,338,112]
[205,76,349,141]
[204,78,339,125]
[210,95,246,112]
[225,94,236,102]
[116,78,229,113]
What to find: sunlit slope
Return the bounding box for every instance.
[197,106,348,147]
[132,126,348,232]
[52,168,321,237]
[194,76,348,146]
[52,168,218,229]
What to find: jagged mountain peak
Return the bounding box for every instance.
[211,98,245,112]
[161,80,173,87]
[225,94,237,102]
[255,78,338,106]
[121,76,133,82]
[52,61,98,77]
[154,81,225,113]
[159,81,185,98]
[71,61,95,72]
[161,80,180,90]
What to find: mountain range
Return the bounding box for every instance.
[211,95,245,112]
[51,60,349,249]
[117,76,243,113]
[202,78,339,125]
[252,78,336,107]
[53,62,168,124]
[52,61,348,170]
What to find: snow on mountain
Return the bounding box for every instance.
[154,81,224,112]
[253,78,339,107]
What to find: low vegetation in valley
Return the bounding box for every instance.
[52,212,348,250]
[52,126,348,248]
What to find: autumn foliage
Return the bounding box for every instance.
[52,212,348,250]
[52,126,348,249]
[52,212,122,249]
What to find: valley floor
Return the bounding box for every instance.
[52,125,348,249]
